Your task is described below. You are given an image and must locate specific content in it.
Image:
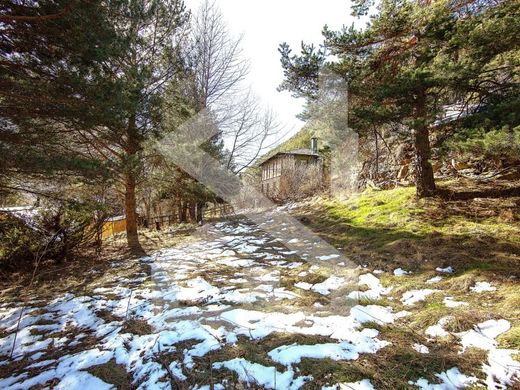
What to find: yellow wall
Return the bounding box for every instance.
[101,219,127,239]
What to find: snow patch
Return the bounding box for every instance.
[442,296,468,308]
[401,289,439,306]
[470,281,496,293]
[393,268,410,276]
[410,367,477,389]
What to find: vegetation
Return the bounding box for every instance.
[291,178,519,274]
[279,0,520,197]
[0,0,277,259]
[0,1,519,387]
[446,125,520,166]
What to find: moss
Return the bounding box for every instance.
[321,185,520,247]
[409,302,453,330]
[289,179,520,282]
[324,186,424,234]
[497,326,520,349]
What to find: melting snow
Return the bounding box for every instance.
[322,379,375,389]
[213,358,310,390]
[443,296,468,308]
[413,343,430,354]
[268,338,389,366]
[393,268,411,276]
[411,367,477,389]
[348,273,392,300]
[295,276,345,295]
[401,289,439,306]
[317,254,340,261]
[426,276,443,284]
[470,281,497,293]
[435,266,454,274]
[1,218,517,389]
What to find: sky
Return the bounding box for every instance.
[185,0,357,143]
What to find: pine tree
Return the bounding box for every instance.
[70,0,190,253]
[0,0,120,194]
[279,0,519,197]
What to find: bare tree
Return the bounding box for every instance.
[222,90,282,173]
[187,0,284,173]
[188,0,249,110]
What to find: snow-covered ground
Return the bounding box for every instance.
[0,219,518,389]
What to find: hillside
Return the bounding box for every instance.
[256,127,318,165]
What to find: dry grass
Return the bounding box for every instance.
[121,319,153,335]
[290,178,520,278]
[88,360,132,389]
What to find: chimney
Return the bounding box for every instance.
[311,137,318,154]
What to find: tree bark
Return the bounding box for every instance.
[124,113,144,255]
[196,202,204,225]
[125,171,144,254]
[188,202,196,222]
[374,127,379,179]
[413,97,436,197]
[180,201,188,223]
[413,125,435,197]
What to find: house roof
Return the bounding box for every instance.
[106,215,126,222]
[258,149,320,166]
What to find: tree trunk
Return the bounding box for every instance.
[125,171,144,254]
[196,202,204,225]
[188,202,196,222]
[180,201,188,223]
[374,127,379,179]
[413,91,436,198]
[413,125,435,197]
[124,113,144,255]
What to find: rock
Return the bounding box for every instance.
[432,161,442,173]
[397,164,410,180]
[451,159,471,170]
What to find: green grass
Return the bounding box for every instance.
[291,181,520,279]
[322,185,520,243]
[325,187,423,230]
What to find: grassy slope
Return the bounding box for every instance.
[293,179,520,273]
[282,177,520,387]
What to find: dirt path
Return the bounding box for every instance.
[0,217,518,389]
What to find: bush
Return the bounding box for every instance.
[0,200,106,271]
[446,126,520,166]
[276,164,324,201]
[0,214,36,266]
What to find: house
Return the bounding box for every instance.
[101,215,126,239]
[259,138,323,199]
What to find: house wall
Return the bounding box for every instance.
[260,154,322,199]
[102,219,127,239]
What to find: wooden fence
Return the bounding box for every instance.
[137,204,235,230]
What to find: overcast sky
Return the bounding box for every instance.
[185,0,357,143]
